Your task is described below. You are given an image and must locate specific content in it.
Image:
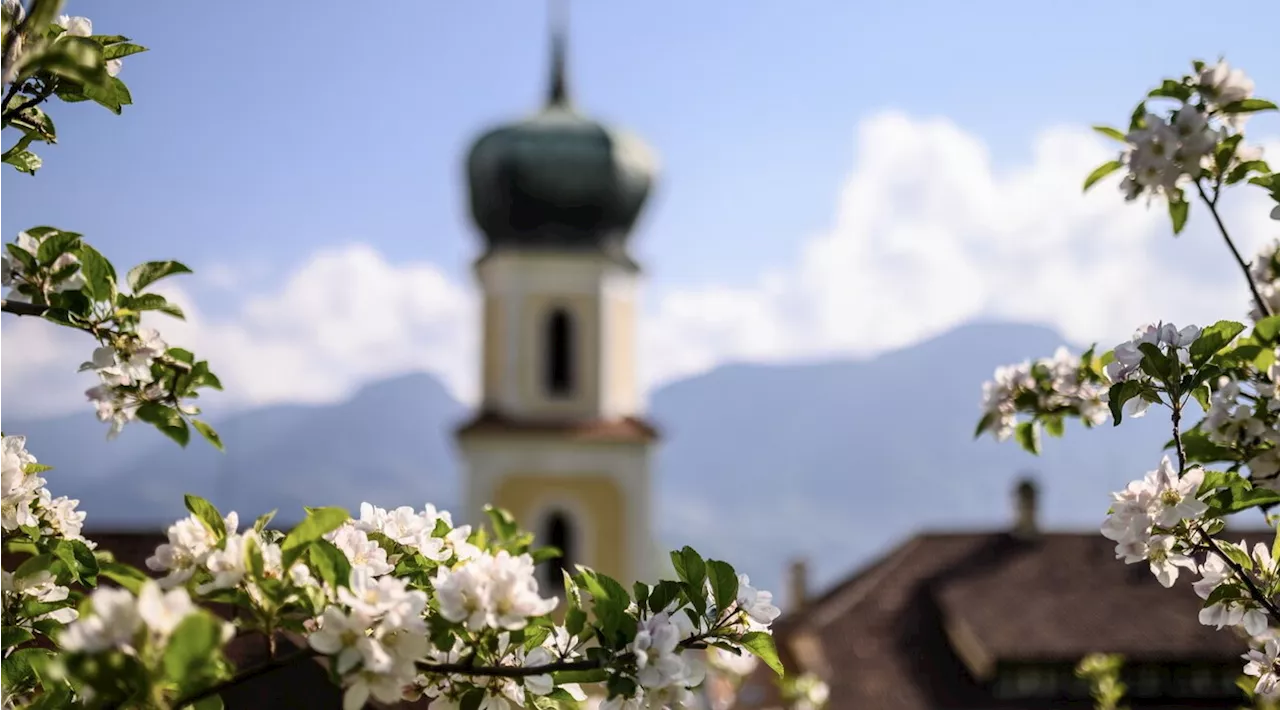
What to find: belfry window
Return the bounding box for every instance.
[543,511,575,597]
[545,308,575,397]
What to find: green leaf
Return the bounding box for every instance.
[99,561,148,594]
[162,613,223,691]
[1043,415,1065,438]
[551,669,609,685]
[647,580,683,615]
[308,539,352,591]
[81,76,133,114]
[707,560,738,614]
[127,260,192,293]
[564,604,587,639]
[2,626,33,650]
[281,507,349,568]
[5,243,36,272]
[38,36,109,88]
[1190,320,1246,366]
[1083,160,1123,192]
[1226,160,1270,185]
[191,420,223,451]
[1255,315,1280,345]
[75,243,115,303]
[1220,98,1279,114]
[13,554,54,582]
[1,647,50,691]
[102,42,148,60]
[23,1,62,40]
[253,510,277,533]
[184,494,227,539]
[1168,195,1189,234]
[54,539,99,585]
[1015,420,1040,455]
[1148,78,1192,101]
[1091,125,1126,143]
[739,631,784,677]
[190,361,223,390]
[973,411,996,439]
[9,106,56,143]
[484,505,519,542]
[671,547,707,588]
[35,231,80,265]
[3,149,41,174]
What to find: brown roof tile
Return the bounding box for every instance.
[732,529,1271,710]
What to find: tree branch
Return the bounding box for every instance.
[0,78,52,124]
[417,658,603,678]
[1195,180,1272,319]
[1,299,48,316]
[168,647,319,710]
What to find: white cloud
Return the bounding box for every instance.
[2,244,478,418]
[639,112,1279,386]
[2,112,1276,420]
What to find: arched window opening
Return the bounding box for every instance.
[545,308,575,397]
[542,511,575,597]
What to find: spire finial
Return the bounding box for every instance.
[547,0,570,107]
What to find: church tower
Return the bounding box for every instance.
[457,13,659,591]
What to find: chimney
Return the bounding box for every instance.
[1012,476,1039,539]
[788,557,809,611]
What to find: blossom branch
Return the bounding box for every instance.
[1196,528,1280,622]
[1195,180,1272,318]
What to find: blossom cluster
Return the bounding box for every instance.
[146,508,314,599]
[309,569,430,709]
[60,581,218,654]
[3,225,223,447]
[1100,456,1206,587]
[1,435,89,546]
[2,4,126,84]
[1204,362,1280,486]
[81,328,173,437]
[1114,61,1263,203]
[977,346,1109,443]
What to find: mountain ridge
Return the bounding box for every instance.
[4,321,1173,597]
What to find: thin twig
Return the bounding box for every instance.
[417,658,603,678]
[1,299,48,316]
[1171,405,1187,474]
[1195,180,1272,319]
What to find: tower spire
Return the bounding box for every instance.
[547,0,570,107]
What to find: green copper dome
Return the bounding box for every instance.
[465,29,657,266]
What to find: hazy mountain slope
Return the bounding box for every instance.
[5,373,466,529]
[647,322,1171,595]
[5,322,1176,601]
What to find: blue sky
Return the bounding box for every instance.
[4,0,1280,415]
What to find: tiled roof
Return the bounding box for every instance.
[455,411,660,442]
[733,529,1271,710]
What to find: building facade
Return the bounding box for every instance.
[455,22,660,590]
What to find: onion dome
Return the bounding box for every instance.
[465,19,657,267]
